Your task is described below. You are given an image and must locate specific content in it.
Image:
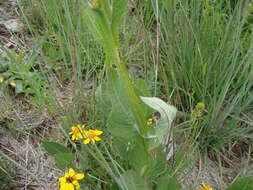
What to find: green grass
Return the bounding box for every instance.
[159,0,253,152]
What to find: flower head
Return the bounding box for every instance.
[9,82,16,87]
[192,102,206,118]
[199,182,213,190]
[59,168,85,190]
[196,102,205,110]
[83,129,103,144]
[0,77,4,83]
[147,117,156,126]
[88,0,100,9]
[69,125,85,141]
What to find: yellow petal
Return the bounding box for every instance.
[9,82,16,87]
[72,180,81,189]
[74,173,85,180]
[93,136,101,141]
[84,138,90,144]
[63,183,74,190]
[94,130,103,135]
[75,182,80,190]
[69,168,75,176]
[64,173,70,178]
[59,177,66,184]
[59,183,66,190]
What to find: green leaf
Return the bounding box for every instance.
[54,153,74,170]
[120,170,149,190]
[106,69,138,138]
[140,97,177,154]
[147,146,167,181]
[112,137,130,158]
[107,103,137,138]
[112,0,128,45]
[135,79,151,97]
[157,175,181,190]
[128,142,152,174]
[42,141,70,156]
[226,177,253,190]
[140,97,177,125]
[107,69,132,114]
[95,85,112,118]
[134,79,153,117]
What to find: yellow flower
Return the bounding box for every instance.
[83,129,103,144]
[192,109,202,118]
[147,117,156,126]
[59,168,85,190]
[0,77,4,83]
[192,102,206,118]
[9,82,16,87]
[199,182,213,190]
[89,0,100,9]
[69,125,85,141]
[196,102,205,110]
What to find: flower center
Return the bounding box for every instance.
[73,128,80,133]
[87,131,96,138]
[66,177,74,183]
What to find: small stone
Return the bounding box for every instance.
[1,19,24,32]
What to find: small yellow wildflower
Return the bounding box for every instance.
[192,102,206,118]
[196,102,205,110]
[9,82,16,87]
[69,125,86,141]
[0,77,4,83]
[59,168,85,190]
[89,0,100,9]
[83,129,103,144]
[147,117,156,126]
[192,109,202,118]
[199,182,213,190]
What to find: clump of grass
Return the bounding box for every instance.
[159,0,253,152]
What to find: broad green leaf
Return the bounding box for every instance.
[42,141,70,156]
[226,177,253,190]
[147,146,167,181]
[157,175,181,190]
[140,97,177,154]
[112,0,128,46]
[112,137,130,158]
[54,153,74,170]
[135,79,151,97]
[128,142,152,174]
[116,64,147,135]
[107,69,132,115]
[106,69,141,138]
[97,69,138,138]
[120,170,149,190]
[95,85,112,118]
[107,104,137,138]
[140,97,177,125]
[135,79,153,117]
